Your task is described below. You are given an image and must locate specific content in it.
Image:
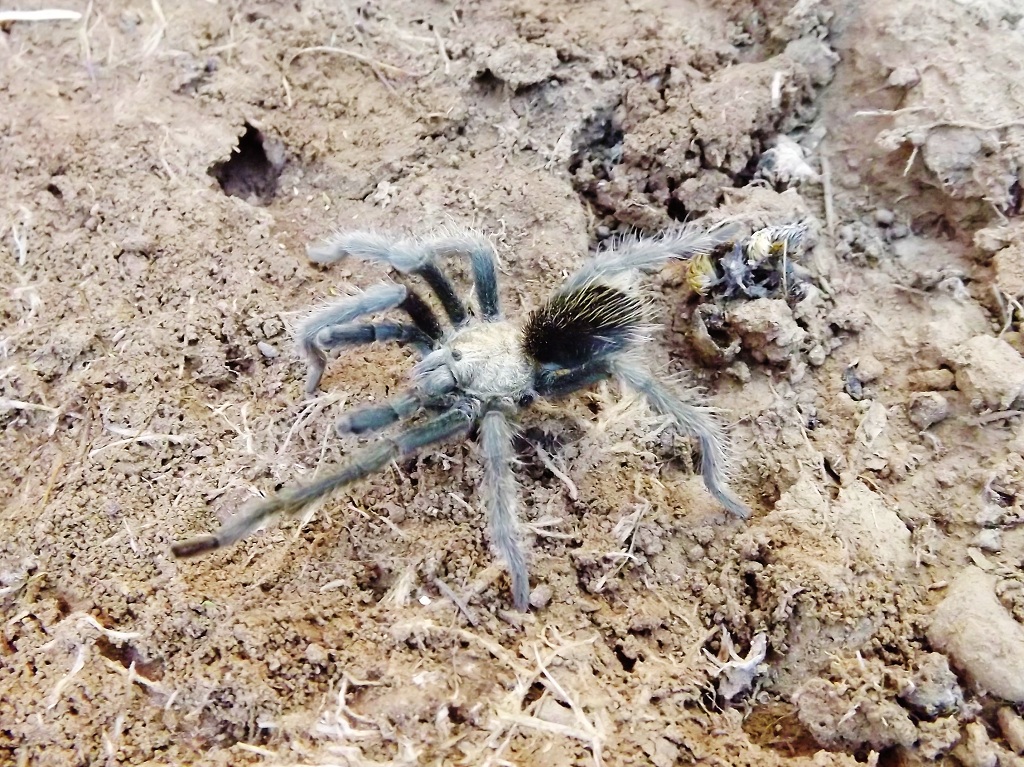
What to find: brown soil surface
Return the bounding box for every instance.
[3,1,1024,765]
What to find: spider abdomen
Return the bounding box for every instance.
[523,282,648,368]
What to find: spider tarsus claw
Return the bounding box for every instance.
[171,535,220,558]
[723,498,752,520]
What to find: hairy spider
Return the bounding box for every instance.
[172,226,751,610]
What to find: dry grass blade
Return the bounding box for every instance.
[0,9,82,22]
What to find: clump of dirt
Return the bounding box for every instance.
[3,0,1024,766]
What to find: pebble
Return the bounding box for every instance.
[874,208,896,226]
[529,583,553,609]
[305,642,329,665]
[887,65,920,89]
[888,223,910,240]
[948,335,1024,410]
[856,354,885,383]
[971,528,1002,552]
[954,721,998,767]
[898,652,963,716]
[257,341,279,359]
[908,392,950,429]
[999,707,1024,754]
[994,242,1024,298]
[908,369,955,391]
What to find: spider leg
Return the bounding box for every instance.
[308,231,469,326]
[562,221,740,293]
[480,408,530,611]
[609,358,751,520]
[335,370,458,435]
[396,287,445,341]
[299,283,411,393]
[172,402,477,558]
[335,393,424,435]
[317,321,435,358]
[533,359,612,399]
[419,231,501,320]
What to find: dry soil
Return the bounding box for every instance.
[3,1,1024,766]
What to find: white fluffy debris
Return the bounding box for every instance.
[756,136,821,187]
[704,630,768,702]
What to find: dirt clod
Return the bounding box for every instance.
[928,567,1024,704]
[947,335,1024,411]
[908,392,951,429]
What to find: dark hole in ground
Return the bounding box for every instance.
[208,123,285,205]
[95,637,164,681]
[569,110,624,229]
[742,703,821,757]
[613,643,637,672]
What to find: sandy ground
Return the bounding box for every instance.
[3,0,1024,765]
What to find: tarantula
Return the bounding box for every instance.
[172,226,751,610]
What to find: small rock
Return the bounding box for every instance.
[756,135,820,187]
[784,37,839,87]
[908,392,950,429]
[383,502,406,524]
[927,567,1024,703]
[305,642,329,665]
[536,696,578,728]
[857,354,885,383]
[257,341,278,358]
[947,335,1024,410]
[726,361,751,383]
[887,66,920,89]
[909,369,956,391]
[918,716,962,760]
[889,223,910,240]
[795,677,918,750]
[575,597,601,613]
[898,653,964,716]
[807,344,826,366]
[953,721,997,767]
[643,736,680,767]
[844,366,865,400]
[482,40,558,90]
[995,242,1024,298]
[972,528,1002,552]
[998,706,1024,754]
[874,208,896,226]
[529,583,553,610]
[974,225,1022,257]
[729,298,807,365]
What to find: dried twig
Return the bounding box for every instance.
[0,398,59,414]
[287,46,427,77]
[533,443,578,500]
[0,9,82,23]
[89,426,195,457]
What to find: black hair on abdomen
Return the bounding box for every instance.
[522,283,645,368]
